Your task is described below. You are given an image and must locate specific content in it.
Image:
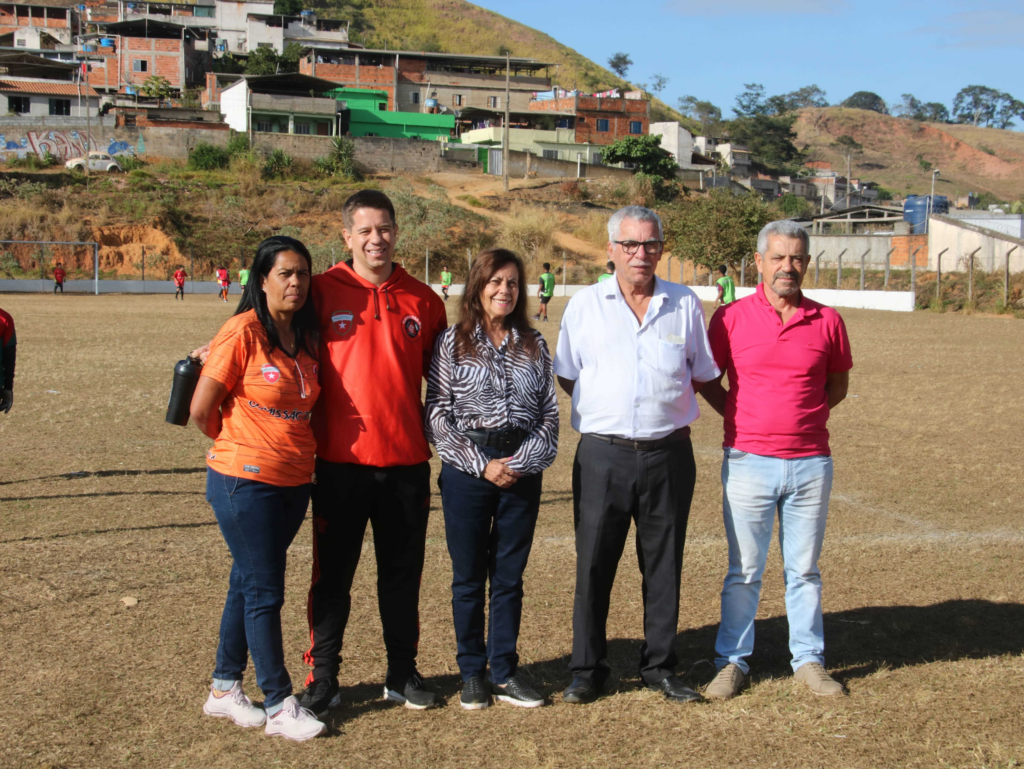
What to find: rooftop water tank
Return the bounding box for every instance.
[83,44,95,52]
[425,98,438,108]
[99,38,114,47]
[904,195,949,234]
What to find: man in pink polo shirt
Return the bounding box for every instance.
[698,219,852,700]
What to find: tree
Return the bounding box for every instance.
[244,46,280,76]
[733,83,767,117]
[496,44,512,56]
[599,135,677,179]
[777,193,813,218]
[279,41,302,73]
[894,93,923,119]
[921,102,950,123]
[994,97,1024,130]
[952,85,1002,126]
[678,95,722,135]
[726,113,804,172]
[273,0,302,14]
[140,75,173,102]
[784,84,828,109]
[840,91,888,114]
[607,52,632,79]
[649,73,668,96]
[662,189,780,270]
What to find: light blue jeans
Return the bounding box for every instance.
[715,448,833,674]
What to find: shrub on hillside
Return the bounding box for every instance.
[188,143,230,171]
[498,202,558,267]
[313,136,361,180]
[560,179,590,202]
[118,155,146,172]
[262,148,294,179]
[226,130,250,157]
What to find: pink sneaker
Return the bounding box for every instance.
[203,681,266,727]
[265,696,327,741]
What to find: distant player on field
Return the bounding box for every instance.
[173,266,188,301]
[53,262,66,295]
[597,261,615,283]
[239,265,250,290]
[440,264,452,301]
[0,306,15,414]
[532,262,555,322]
[715,265,736,308]
[216,266,230,302]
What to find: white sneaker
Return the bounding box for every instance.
[264,695,327,741]
[203,681,266,727]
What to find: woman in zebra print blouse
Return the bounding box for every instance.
[424,248,558,711]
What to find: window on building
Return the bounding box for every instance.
[487,96,499,109]
[596,118,609,132]
[132,60,148,73]
[257,42,273,49]
[294,122,310,135]
[593,152,602,165]
[255,121,272,132]
[49,99,71,116]
[410,92,420,104]
[16,39,26,47]
[629,121,642,134]
[194,5,214,16]
[452,94,463,107]
[378,102,385,111]
[542,149,559,160]
[8,96,30,114]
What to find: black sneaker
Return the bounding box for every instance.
[298,677,340,717]
[383,671,437,710]
[492,675,544,708]
[460,675,490,710]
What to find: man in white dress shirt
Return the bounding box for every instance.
[553,205,720,704]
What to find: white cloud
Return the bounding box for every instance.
[663,0,846,15]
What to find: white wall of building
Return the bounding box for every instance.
[219,79,249,131]
[650,121,696,169]
[0,92,99,118]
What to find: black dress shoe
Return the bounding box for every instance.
[646,674,702,703]
[562,676,605,704]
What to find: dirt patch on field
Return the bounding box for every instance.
[1,294,1023,768]
[90,224,186,276]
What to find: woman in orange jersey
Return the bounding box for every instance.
[190,236,327,742]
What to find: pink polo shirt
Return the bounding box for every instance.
[708,284,852,458]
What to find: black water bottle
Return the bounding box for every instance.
[166,356,202,426]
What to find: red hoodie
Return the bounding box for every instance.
[311,261,447,467]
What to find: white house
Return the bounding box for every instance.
[649,121,700,170]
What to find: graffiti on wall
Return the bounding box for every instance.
[0,131,144,162]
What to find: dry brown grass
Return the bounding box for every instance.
[497,202,559,270]
[572,211,610,250]
[1,294,1024,768]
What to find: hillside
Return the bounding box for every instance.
[795,107,1024,201]
[307,0,693,128]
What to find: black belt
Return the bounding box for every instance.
[586,426,690,451]
[464,427,528,454]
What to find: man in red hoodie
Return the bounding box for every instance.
[299,190,447,715]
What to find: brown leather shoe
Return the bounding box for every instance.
[794,663,845,696]
[705,663,746,700]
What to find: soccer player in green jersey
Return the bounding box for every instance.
[440,265,453,301]
[239,266,250,289]
[532,262,555,322]
[597,261,615,283]
[715,264,736,307]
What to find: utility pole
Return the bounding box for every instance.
[927,169,940,234]
[502,52,510,193]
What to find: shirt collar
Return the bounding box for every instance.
[754,282,819,322]
[605,275,670,324]
[474,323,519,350]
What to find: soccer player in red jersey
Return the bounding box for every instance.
[216,266,230,302]
[0,306,15,414]
[53,262,66,295]
[173,266,188,301]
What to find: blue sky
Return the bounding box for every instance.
[473,0,1023,120]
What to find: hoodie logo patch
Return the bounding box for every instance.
[402,314,422,340]
[261,365,281,384]
[332,311,354,337]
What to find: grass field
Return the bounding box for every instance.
[2,292,1023,769]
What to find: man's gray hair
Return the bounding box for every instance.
[608,206,663,242]
[756,219,810,255]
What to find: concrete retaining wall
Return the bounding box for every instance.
[928,216,1024,274]
[808,234,895,269]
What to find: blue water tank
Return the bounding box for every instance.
[99,37,114,47]
[300,9,314,16]
[83,44,95,51]
[904,195,949,234]
[425,98,438,108]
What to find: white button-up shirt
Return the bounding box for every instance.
[553,276,719,440]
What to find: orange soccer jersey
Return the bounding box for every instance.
[200,310,320,486]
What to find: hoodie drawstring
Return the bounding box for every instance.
[372,288,380,320]
[383,286,392,312]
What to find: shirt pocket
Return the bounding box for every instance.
[656,339,689,378]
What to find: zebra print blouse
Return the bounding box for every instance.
[424,324,559,478]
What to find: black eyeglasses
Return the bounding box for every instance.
[613,240,664,255]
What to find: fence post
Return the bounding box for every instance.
[814,251,823,286]
[740,256,746,287]
[94,242,99,295]
[836,248,847,290]
[39,246,44,280]
[425,249,430,285]
[967,247,981,302]
[707,269,713,287]
[1006,246,1018,309]
[667,256,672,283]
[190,244,194,294]
[859,248,869,291]
[141,245,145,293]
[331,246,335,267]
[467,247,471,272]
[561,252,566,296]
[884,247,895,290]
[936,247,948,303]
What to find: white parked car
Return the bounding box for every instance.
[65,152,123,173]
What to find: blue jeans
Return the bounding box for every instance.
[715,449,833,674]
[438,449,542,684]
[207,468,310,710]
